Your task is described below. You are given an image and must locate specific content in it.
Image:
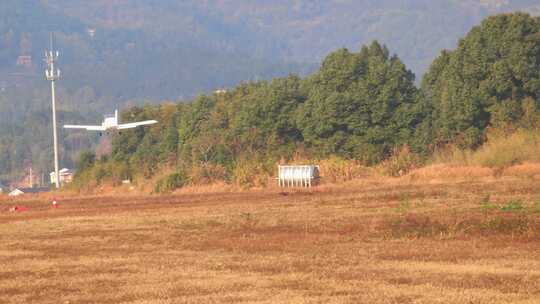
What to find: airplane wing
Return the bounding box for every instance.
[64,125,106,131]
[118,120,158,130]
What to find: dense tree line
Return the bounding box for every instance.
[74,13,540,191]
[0,85,99,182]
[95,41,419,187]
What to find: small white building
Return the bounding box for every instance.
[214,89,227,94]
[50,168,74,185]
[8,189,24,197]
[87,28,96,38]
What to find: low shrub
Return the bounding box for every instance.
[500,200,525,212]
[394,196,412,214]
[318,156,372,183]
[388,214,448,238]
[480,198,498,213]
[232,156,273,188]
[378,145,422,177]
[189,163,229,185]
[69,158,132,192]
[533,202,540,214]
[386,208,539,239]
[154,171,189,193]
[480,215,531,235]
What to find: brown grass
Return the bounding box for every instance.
[430,129,540,169]
[502,162,540,179]
[0,170,539,303]
[406,164,495,181]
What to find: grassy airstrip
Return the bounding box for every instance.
[1,172,539,303]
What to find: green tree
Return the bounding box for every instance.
[76,151,95,172]
[297,41,419,163]
[420,13,540,148]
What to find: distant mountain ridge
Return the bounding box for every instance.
[42,0,540,77]
[1,0,302,101]
[1,0,538,100]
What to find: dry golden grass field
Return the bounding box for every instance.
[1,172,539,303]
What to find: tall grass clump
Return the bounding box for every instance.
[154,170,190,193]
[430,145,473,165]
[318,156,372,183]
[469,129,540,167]
[189,163,228,185]
[233,156,274,188]
[378,145,422,177]
[431,128,540,168]
[69,158,131,192]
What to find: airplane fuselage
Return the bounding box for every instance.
[102,112,119,130]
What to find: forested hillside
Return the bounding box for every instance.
[43,0,540,75]
[74,13,540,192]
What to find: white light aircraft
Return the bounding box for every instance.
[64,110,157,135]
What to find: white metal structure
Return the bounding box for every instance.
[50,168,73,185]
[64,110,157,134]
[45,34,61,189]
[278,165,320,188]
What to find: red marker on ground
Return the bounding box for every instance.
[12,206,28,212]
